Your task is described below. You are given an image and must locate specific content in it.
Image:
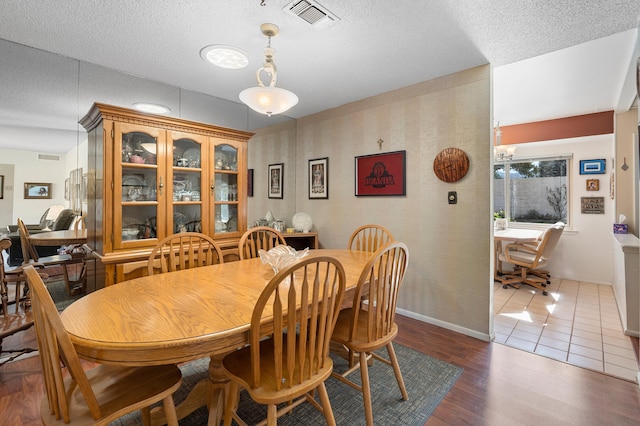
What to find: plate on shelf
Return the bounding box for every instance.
[122,174,147,187]
[183,147,201,168]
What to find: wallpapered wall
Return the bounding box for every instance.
[249,66,493,340]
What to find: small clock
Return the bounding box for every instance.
[433,147,469,183]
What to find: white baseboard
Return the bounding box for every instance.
[396,307,491,342]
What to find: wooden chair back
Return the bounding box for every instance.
[348,241,409,343]
[25,265,182,424]
[147,232,224,275]
[1,238,27,318]
[348,224,394,253]
[249,255,346,390]
[17,218,42,263]
[1,240,40,365]
[238,226,287,260]
[24,265,103,422]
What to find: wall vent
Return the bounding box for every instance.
[38,153,61,161]
[285,0,339,27]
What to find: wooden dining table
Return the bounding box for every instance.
[60,248,374,425]
[28,229,87,246]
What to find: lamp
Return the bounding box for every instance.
[494,121,516,161]
[239,23,298,117]
[43,205,65,231]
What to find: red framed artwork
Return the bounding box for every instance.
[355,150,406,196]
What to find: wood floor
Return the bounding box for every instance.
[1,315,639,425]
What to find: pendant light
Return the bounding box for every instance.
[239,23,298,117]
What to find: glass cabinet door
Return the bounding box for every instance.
[213,142,241,236]
[169,133,207,235]
[114,123,164,248]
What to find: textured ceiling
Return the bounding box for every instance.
[0,0,638,153]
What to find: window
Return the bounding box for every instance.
[494,155,569,225]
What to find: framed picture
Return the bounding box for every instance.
[579,159,606,175]
[586,179,599,191]
[247,168,254,197]
[0,175,3,199]
[268,163,284,199]
[355,150,406,196]
[24,182,52,199]
[64,178,70,200]
[581,196,605,214]
[309,157,329,199]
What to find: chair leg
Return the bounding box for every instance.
[223,382,239,426]
[162,395,179,426]
[316,382,337,426]
[358,351,374,426]
[267,404,277,425]
[386,343,408,400]
[140,406,151,425]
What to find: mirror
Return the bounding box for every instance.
[0,37,295,230]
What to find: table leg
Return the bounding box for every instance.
[149,354,230,425]
[207,353,229,426]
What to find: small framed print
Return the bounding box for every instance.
[24,182,52,199]
[586,179,599,191]
[308,157,329,199]
[268,163,284,199]
[579,159,606,175]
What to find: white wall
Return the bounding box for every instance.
[508,134,616,284]
[0,148,67,225]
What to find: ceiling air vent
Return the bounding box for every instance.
[38,153,61,161]
[285,0,339,27]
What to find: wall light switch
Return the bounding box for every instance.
[448,191,457,204]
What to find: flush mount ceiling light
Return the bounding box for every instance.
[200,45,249,69]
[239,23,298,117]
[133,102,171,114]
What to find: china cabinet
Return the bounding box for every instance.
[80,103,253,287]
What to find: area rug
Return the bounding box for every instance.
[110,343,462,426]
[45,279,463,425]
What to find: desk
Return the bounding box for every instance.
[61,248,373,425]
[494,228,542,283]
[28,229,87,246]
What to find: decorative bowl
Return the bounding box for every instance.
[259,245,309,274]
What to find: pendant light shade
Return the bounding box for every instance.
[239,86,298,117]
[240,23,298,117]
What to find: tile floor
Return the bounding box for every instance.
[494,277,639,382]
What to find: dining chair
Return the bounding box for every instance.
[330,241,409,426]
[238,226,287,260]
[498,222,565,296]
[147,232,224,275]
[17,218,85,296]
[0,238,39,365]
[347,224,394,252]
[23,264,182,425]
[222,255,346,426]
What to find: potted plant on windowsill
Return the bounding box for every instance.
[494,210,507,230]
